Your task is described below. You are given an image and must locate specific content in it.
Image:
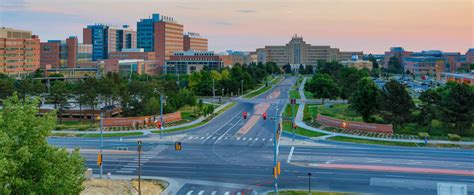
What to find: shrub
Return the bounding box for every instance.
[418,132,430,139]
[448,134,461,141]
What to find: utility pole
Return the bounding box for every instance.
[99,112,103,179]
[137,141,142,195]
[273,107,279,194]
[160,94,164,139]
[308,172,312,195]
[212,79,215,98]
[292,100,296,142]
[241,80,244,96]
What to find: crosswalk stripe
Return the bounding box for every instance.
[224,192,230,195]
[262,138,266,141]
[270,138,273,141]
[188,136,193,139]
[200,137,205,139]
[237,137,241,140]
[249,138,253,141]
[224,137,228,140]
[243,138,247,141]
[186,190,193,195]
[213,137,216,139]
[255,138,259,141]
[211,191,217,195]
[198,190,204,195]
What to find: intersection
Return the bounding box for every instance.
[49,77,474,194]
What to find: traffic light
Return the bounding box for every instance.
[175,142,182,151]
[262,112,267,120]
[155,121,162,129]
[290,98,296,104]
[97,152,102,166]
[273,166,277,178]
[243,112,247,119]
[277,162,281,175]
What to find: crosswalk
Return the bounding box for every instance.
[178,184,255,195]
[185,136,273,143]
[185,190,252,195]
[115,145,167,174]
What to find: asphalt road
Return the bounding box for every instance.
[49,77,474,195]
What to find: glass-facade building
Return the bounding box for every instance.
[85,24,136,61]
[137,14,160,52]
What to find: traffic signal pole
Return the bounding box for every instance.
[99,112,103,179]
[273,107,279,194]
[160,94,164,139]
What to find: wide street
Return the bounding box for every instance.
[49,77,474,195]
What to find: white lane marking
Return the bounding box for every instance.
[194,137,199,140]
[207,136,212,139]
[198,190,204,195]
[224,192,230,195]
[237,137,241,140]
[188,136,193,139]
[269,138,273,141]
[186,190,194,195]
[262,138,266,141]
[213,137,216,139]
[249,138,253,141]
[224,137,228,140]
[200,137,205,139]
[255,138,259,141]
[124,165,138,168]
[287,146,295,163]
[243,137,247,141]
[211,191,217,195]
[116,170,133,173]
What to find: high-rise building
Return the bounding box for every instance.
[256,35,363,66]
[40,36,92,69]
[83,24,136,61]
[0,27,40,76]
[183,32,208,51]
[137,13,183,64]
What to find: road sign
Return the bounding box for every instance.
[243,112,248,119]
[277,162,281,175]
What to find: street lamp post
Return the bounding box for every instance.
[241,80,244,96]
[160,94,164,139]
[273,108,279,194]
[308,172,312,194]
[137,141,142,195]
[99,112,103,179]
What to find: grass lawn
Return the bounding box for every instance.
[55,120,99,131]
[269,190,357,195]
[243,85,272,98]
[284,104,299,118]
[289,90,301,99]
[328,136,419,147]
[315,104,365,122]
[283,121,326,137]
[271,76,283,85]
[304,91,314,99]
[304,104,318,122]
[79,132,144,138]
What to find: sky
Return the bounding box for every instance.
[0,0,473,54]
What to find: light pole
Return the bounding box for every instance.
[99,112,103,179]
[160,94,164,139]
[212,79,215,98]
[137,141,142,195]
[308,172,312,195]
[241,80,244,96]
[273,107,279,194]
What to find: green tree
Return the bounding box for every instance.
[14,79,33,101]
[82,78,99,124]
[367,54,379,69]
[305,73,340,104]
[418,89,441,134]
[349,78,380,122]
[49,81,71,124]
[0,94,85,194]
[0,77,14,100]
[437,82,474,134]
[387,56,402,74]
[283,64,292,74]
[337,67,365,100]
[379,80,415,128]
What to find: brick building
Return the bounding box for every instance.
[0,27,40,77]
[40,36,92,69]
[183,32,208,51]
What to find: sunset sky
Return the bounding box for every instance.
[1,0,472,53]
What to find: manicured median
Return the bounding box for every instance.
[283,121,326,137]
[289,90,300,99]
[328,136,419,147]
[243,85,272,98]
[79,132,144,138]
[269,190,356,195]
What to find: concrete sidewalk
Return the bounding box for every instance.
[295,77,474,145]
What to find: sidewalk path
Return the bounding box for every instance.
[295,77,474,145]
